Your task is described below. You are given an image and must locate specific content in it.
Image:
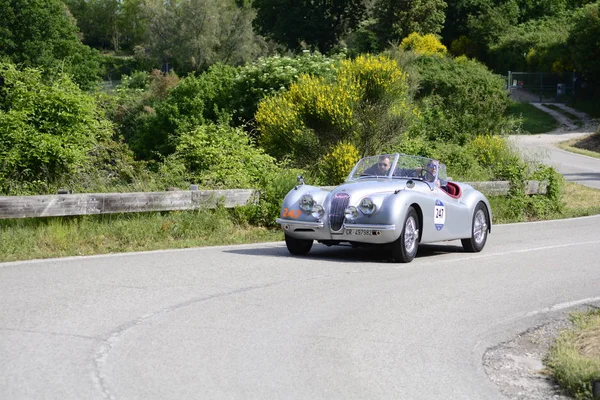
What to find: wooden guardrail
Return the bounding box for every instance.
[0,180,546,220]
[0,189,258,219]
[465,180,547,196]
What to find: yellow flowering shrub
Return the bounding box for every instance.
[336,54,408,101]
[400,33,447,57]
[256,54,411,165]
[468,134,514,168]
[320,141,360,185]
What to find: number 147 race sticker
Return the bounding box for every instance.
[434,199,445,231]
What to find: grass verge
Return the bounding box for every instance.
[508,101,559,134]
[559,132,600,159]
[545,308,600,400]
[0,207,282,263]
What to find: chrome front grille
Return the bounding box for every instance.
[329,193,350,232]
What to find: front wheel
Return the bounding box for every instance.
[284,234,313,255]
[461,202,489,252]
[391,207,419,263]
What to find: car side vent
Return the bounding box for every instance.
[329,193,350,232]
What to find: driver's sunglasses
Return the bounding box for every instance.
[378,163,389,167]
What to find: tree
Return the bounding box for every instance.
[0,0,102,89]
[488,14,571,73]
[252,0,366,53]
[372,0,447,48]
[65,0,148,51]
[143,0,265,73]
[568,2,600,87]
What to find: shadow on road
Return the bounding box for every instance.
[563,172,600,181]
[224,242,466,264]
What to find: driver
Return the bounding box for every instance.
[364,155,392,176]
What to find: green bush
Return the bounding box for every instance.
[0,62,113,194]
[231,53,342,128]
[411,55,512,143]
[174,122,277,189]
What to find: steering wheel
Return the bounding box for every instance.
[420,169,435,182]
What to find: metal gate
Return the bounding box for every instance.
[507,71,575,103]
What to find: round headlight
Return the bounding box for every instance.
[344,206,359,221]
[299,194,315,212]
[358,197,376,215]
[311,204,324,219]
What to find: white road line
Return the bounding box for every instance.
[424,239,600,266]
[524,297,600,317]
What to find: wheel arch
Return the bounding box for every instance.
[478,200,492,233]
[410,203,424,242]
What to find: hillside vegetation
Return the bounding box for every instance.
[2,0,598,226]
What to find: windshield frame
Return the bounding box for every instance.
[347,153,441,186]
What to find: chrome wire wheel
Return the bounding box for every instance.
[461,202,489,253]
[473,209,488,245]
[404,216,419,254]
[391,207,420,263]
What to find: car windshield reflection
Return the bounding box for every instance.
[348,154,445,185]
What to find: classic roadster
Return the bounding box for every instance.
[276,153,492,263]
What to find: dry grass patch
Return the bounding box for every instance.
[561,181,600,217]
[578,326,600,359]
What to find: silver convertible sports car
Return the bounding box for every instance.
[276,153,492,263]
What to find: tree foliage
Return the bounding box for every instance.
[143,0,264,74]
[65,0,147,51]
[488,14,572,73]
[372,0,447,48]
[0,0,102,89]
[568,2,600,86]
[253,0,366,52]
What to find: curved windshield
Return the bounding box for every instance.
[348,154,440,184]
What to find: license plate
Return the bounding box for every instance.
[346,229,373,236]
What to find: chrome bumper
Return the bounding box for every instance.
[276,218,398,244]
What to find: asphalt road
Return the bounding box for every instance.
[510,103,600,190]
[1,215,599,400]
[511,131,600,190]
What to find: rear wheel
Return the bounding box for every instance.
[284,234,313,255]
[391,207,419,263]
[461,202,489,252]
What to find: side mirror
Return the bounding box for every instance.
[297,175,305,185]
